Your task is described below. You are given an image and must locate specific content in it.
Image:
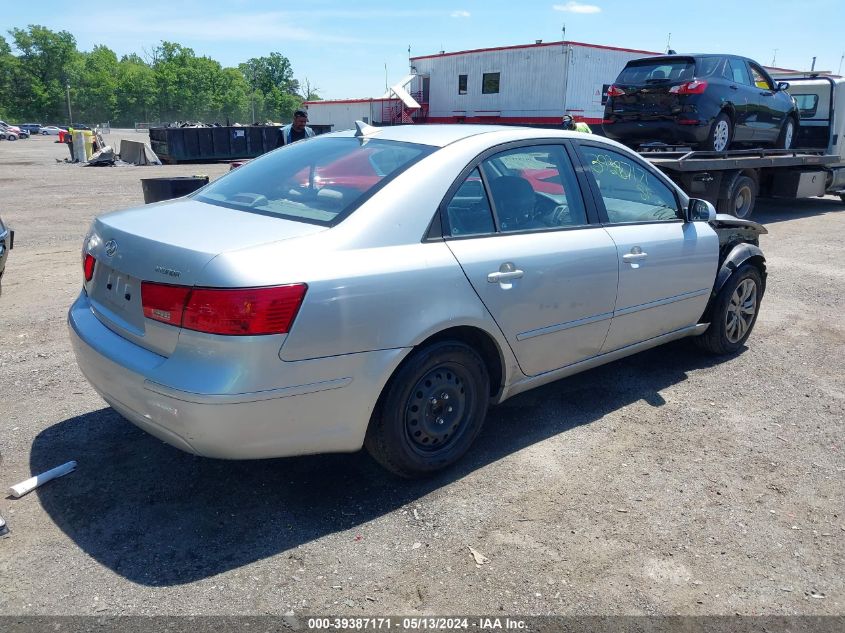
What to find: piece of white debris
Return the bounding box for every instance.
[9,461,78,498]
[468,546,490,566]
[412,542,422,550]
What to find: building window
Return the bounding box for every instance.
[482,72,500,94]
[458,74,467,95]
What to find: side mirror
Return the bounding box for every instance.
[777,81,790,91]
[687,198,717,222]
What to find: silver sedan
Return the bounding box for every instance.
[69,124,767,477]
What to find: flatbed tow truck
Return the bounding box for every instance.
[637,75,845,218]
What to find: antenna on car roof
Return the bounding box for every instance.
[354,120,381,138]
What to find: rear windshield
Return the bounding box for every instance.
[617,59,695,84]
[195,136,435,226]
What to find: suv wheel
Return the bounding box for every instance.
[703,113,732,152]
[777,118,796,149]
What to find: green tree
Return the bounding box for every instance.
[8,25,80,122]
[75,45,119,123]
[115,54,157,125]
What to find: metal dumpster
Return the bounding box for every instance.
[149,126,281,164]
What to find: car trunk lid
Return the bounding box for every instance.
[84,198,326,355]
[610,57,697,119]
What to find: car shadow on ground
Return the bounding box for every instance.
[754,196,843,224]
[30,339,730,587]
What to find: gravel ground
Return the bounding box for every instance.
[0,131,843,617]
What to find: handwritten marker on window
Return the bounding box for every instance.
[9,461,78,498]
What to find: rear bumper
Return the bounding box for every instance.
[602,120,710,146]
[68,292,407,459]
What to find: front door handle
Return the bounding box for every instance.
[488,270,524,283]
[488,262,524,283]
[622,252,648,262]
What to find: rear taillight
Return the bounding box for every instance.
[83,254,96,282]
[141,282,307,335]
[607,85,626,97]
[669,80,708,95]
[601,119,615,125]
[141,282,191,326]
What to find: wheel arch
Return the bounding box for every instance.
[700,243,767,323]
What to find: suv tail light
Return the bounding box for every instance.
[669,80,709,95]
[606,85,626,98]
[141,282,307,335]
[83,254,96,282]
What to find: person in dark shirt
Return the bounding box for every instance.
[276,110,315,148]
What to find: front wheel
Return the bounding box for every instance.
[365,341,490,478]
[695,264,763,355]
[777,118,796,149]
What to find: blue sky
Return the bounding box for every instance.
[6,0,843,99]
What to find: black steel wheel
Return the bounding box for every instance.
[717,174,757,219]
[694,263,763,355]
[365,341,489,478]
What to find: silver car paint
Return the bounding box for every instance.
[445,229,619,376]
[69,125,724,459]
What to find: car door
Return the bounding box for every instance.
[746,61,783,143]
[574,142,719,352]
[725,57,755,142]
[442,143,619,377]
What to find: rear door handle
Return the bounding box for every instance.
[729,85,739,90]
[488,270,524,283]
[622,252,648,262]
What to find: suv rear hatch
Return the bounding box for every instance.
[83,198,326,355]
[608,57,698,119]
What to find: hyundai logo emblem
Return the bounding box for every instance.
[104,240,118,257]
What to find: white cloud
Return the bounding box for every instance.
[553,2,602,14]
[451,10,471,18]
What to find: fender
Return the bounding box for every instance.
[701,243,767,323]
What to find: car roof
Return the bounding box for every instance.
[325,124,580,148]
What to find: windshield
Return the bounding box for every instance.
[617,59,695,84]
[196,136,435,226]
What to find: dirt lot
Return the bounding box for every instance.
[0,131,842,617]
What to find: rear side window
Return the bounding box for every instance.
[196,137,434,226]
[727,59,752,85]
[580,145,680,223]
[617,60,694,84]
[446,168,495,236]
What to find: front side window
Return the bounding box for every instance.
[749,63,773,90]
[195,137,434,226]
[579,145,680,223]
[482,72,500,94]
[458,74,468,95]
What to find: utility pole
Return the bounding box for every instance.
[811,56,817,72]
[250,66,257,123]
[66,82,73,125]
[771,49,778,66]
[839,53,844,75]
[666,33,672,54]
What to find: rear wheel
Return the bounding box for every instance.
[717,174,757,219]
[365,341,489,478]
[702,113,732,152]
[777,117,796,149]
[695,264,763,355]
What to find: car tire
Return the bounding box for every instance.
[41,131,48,135]
[695,263,763,355]
[702,113,733,152]
[7,134,17,141]
[717,174,757,219]
[365,341,490,478]
[777,117,796,149]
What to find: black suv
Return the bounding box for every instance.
[602,54,799,152]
